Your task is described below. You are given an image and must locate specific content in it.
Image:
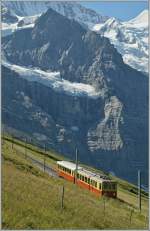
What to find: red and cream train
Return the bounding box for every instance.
[57,161,117,198]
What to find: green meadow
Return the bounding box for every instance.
[1,136,149,229]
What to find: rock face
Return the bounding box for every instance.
[2,8,148,188]
[1,3,18,24]
[87,96,123,151]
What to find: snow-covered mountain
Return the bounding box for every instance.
[2,1,108,27]
[92,10,148,73]
[1,2,148,73]
[128,9,148,26]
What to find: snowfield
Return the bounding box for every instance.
[1,14,38,37]
[2,61,101,98]
[92,10,148,73]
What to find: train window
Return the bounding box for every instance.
[85,177,87,183]
[91,180,96,187]
[99,183,101,190]
[88,178,90,184]
[77,173,79,178]
[112,184,116,190]
[104,183,110,189]
[82,176,84,181]
[103,183,106,189]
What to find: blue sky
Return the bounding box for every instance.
[81,1,148,21]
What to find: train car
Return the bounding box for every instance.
[56,160,83,182]
[57,161,117,198]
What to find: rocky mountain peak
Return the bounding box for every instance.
[32,7,86,41]
[3,7,124,88]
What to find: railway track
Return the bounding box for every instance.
[7,143,59,178]
[27,154,58,178]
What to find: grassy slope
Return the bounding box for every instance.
[2,137,149,229]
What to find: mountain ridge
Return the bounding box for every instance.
[2,2,148,73]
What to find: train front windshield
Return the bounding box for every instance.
[102,182,116,190]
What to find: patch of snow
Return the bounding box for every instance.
[33,133,47,141]
[71,126,79,132]
[57,128,66,142]
[92,23,104,31]
[23,96,32,109]
[20,92,32,109]
[2,60,101,98]
[2,20,35,37]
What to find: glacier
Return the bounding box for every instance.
[2,60,101,98]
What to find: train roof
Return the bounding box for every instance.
[78,168,112,183]
[57,161,82,171]
[78,168,96,178]
[91,174,113,183]
[57,161,116,183]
